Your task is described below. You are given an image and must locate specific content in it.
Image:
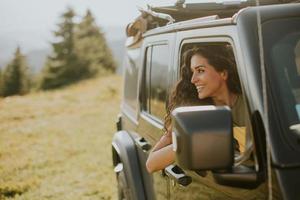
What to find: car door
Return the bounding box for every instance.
[136,32,176,200]
[168,28,269,199]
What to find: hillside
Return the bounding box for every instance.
[0,74,122,199]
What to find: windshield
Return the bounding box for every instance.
[263,17,300,132]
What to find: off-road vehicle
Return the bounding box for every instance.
[112,0,300,199]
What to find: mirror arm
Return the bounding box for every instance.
[212,165,263,189]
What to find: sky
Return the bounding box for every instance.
[0,0,140,31]
[0,0,176,62]
[0,0,177,34]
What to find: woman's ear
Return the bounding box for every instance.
[221,70,228,80]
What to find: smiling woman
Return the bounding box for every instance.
[146,44,247,173]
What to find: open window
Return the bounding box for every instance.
[170,42,262,188]
[179,42,252,158]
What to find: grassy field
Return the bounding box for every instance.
[0,74,122,200]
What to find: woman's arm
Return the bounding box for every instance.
[146,133,175,173]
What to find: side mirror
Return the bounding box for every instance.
[171,106,234,170]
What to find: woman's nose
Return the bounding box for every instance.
[191,72,197,84]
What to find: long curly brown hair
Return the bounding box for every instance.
[163,44,241,134]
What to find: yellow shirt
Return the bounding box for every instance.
[231,95,247,153]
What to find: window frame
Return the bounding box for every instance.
[178,37,259,168]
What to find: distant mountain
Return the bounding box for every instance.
[0,36,19,68]
[26,48,51,74]
[0,26,126,74]
[24,38,126,75]
[0,28,51,70]
[102,26,126,41]
[107,38,126,74]
[0,45,51,74]
[0,28,51,58]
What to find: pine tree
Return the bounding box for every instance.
[74,9,116,76]
[1,47,30,96]
[39,8,85,90]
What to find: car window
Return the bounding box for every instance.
[180,42,253,164]
[123,49,140,112]
[263,18,300,134]
[143,44,170,121]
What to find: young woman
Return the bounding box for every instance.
[146,44,245,173]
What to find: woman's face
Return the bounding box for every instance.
[190,54,228,100]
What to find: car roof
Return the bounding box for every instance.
[125,0,297,47]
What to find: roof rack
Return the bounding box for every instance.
[138,5,175,25]
[125,0,295,48]
[125,5,176,47]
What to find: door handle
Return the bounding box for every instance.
[164,164,192,186]
[135,137,151,152]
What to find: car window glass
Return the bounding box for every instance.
[123,49,139,111]
[295,40,300,75]
[144,47,152,111]
[143,44,170,121]
[263,18,300,132]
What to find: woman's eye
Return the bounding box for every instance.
[197,69,204,73]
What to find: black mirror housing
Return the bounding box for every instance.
[171,106,234,170]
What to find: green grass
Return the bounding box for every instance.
[0,74,122,200]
